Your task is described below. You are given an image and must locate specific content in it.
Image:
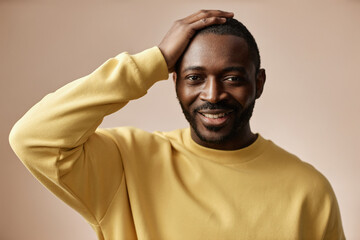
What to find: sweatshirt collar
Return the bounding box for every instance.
[183,128,268,164]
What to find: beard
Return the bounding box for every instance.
[178,99,256,144]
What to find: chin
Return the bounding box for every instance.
[179,99,256,145]
[193,124,239,144]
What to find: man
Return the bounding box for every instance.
[9,10,345,239]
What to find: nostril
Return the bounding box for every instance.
[199,82,226,103]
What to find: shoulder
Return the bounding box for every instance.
[258,136,345,238]
[263,137,335,197]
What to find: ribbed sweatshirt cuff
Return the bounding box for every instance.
[130,46,169,90]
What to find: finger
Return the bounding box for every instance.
[189,16,227,31]
[183,9,233,24]
[186,10,233,23]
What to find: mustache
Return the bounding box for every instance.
[194,101,240,112]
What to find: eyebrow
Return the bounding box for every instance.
[222,66,247,74]
[182,66,247,75]
[182,66,205,73]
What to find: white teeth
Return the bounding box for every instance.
[203,113,226,119]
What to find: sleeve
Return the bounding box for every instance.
[8,47,169,226]
[322,190,346,240]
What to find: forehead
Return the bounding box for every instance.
[179,33,254,73]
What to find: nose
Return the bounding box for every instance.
[199,77,227,103]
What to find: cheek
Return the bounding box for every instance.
[176,84,199,106]
[228,86,256,105]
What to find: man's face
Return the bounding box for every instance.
[174,33,265,149]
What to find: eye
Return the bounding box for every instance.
[186,75,202,81]
[184,75,205,85]
[225,76,242,82]
[224,76,244,82]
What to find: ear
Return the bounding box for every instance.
[255,68,266,99]
[173,72,178,85]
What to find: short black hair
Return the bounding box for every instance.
[176,18,261,73]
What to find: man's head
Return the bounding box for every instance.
[175,18,261,76]
[173,18,266,150]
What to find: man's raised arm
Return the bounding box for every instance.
[9,47,169,229]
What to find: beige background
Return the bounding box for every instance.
[1,0,359,239]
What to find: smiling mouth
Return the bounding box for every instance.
[200,111,233,119]
[197,109,234,124]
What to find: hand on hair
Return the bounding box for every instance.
[158,10,234,73]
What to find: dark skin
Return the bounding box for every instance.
[159,10,234,72]
[159,10,266,150]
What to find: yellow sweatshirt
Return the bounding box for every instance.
[9,47,345,240]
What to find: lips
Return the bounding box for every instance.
[197,110,234,126]
[202,113,227,118]
[199,110,233,118]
